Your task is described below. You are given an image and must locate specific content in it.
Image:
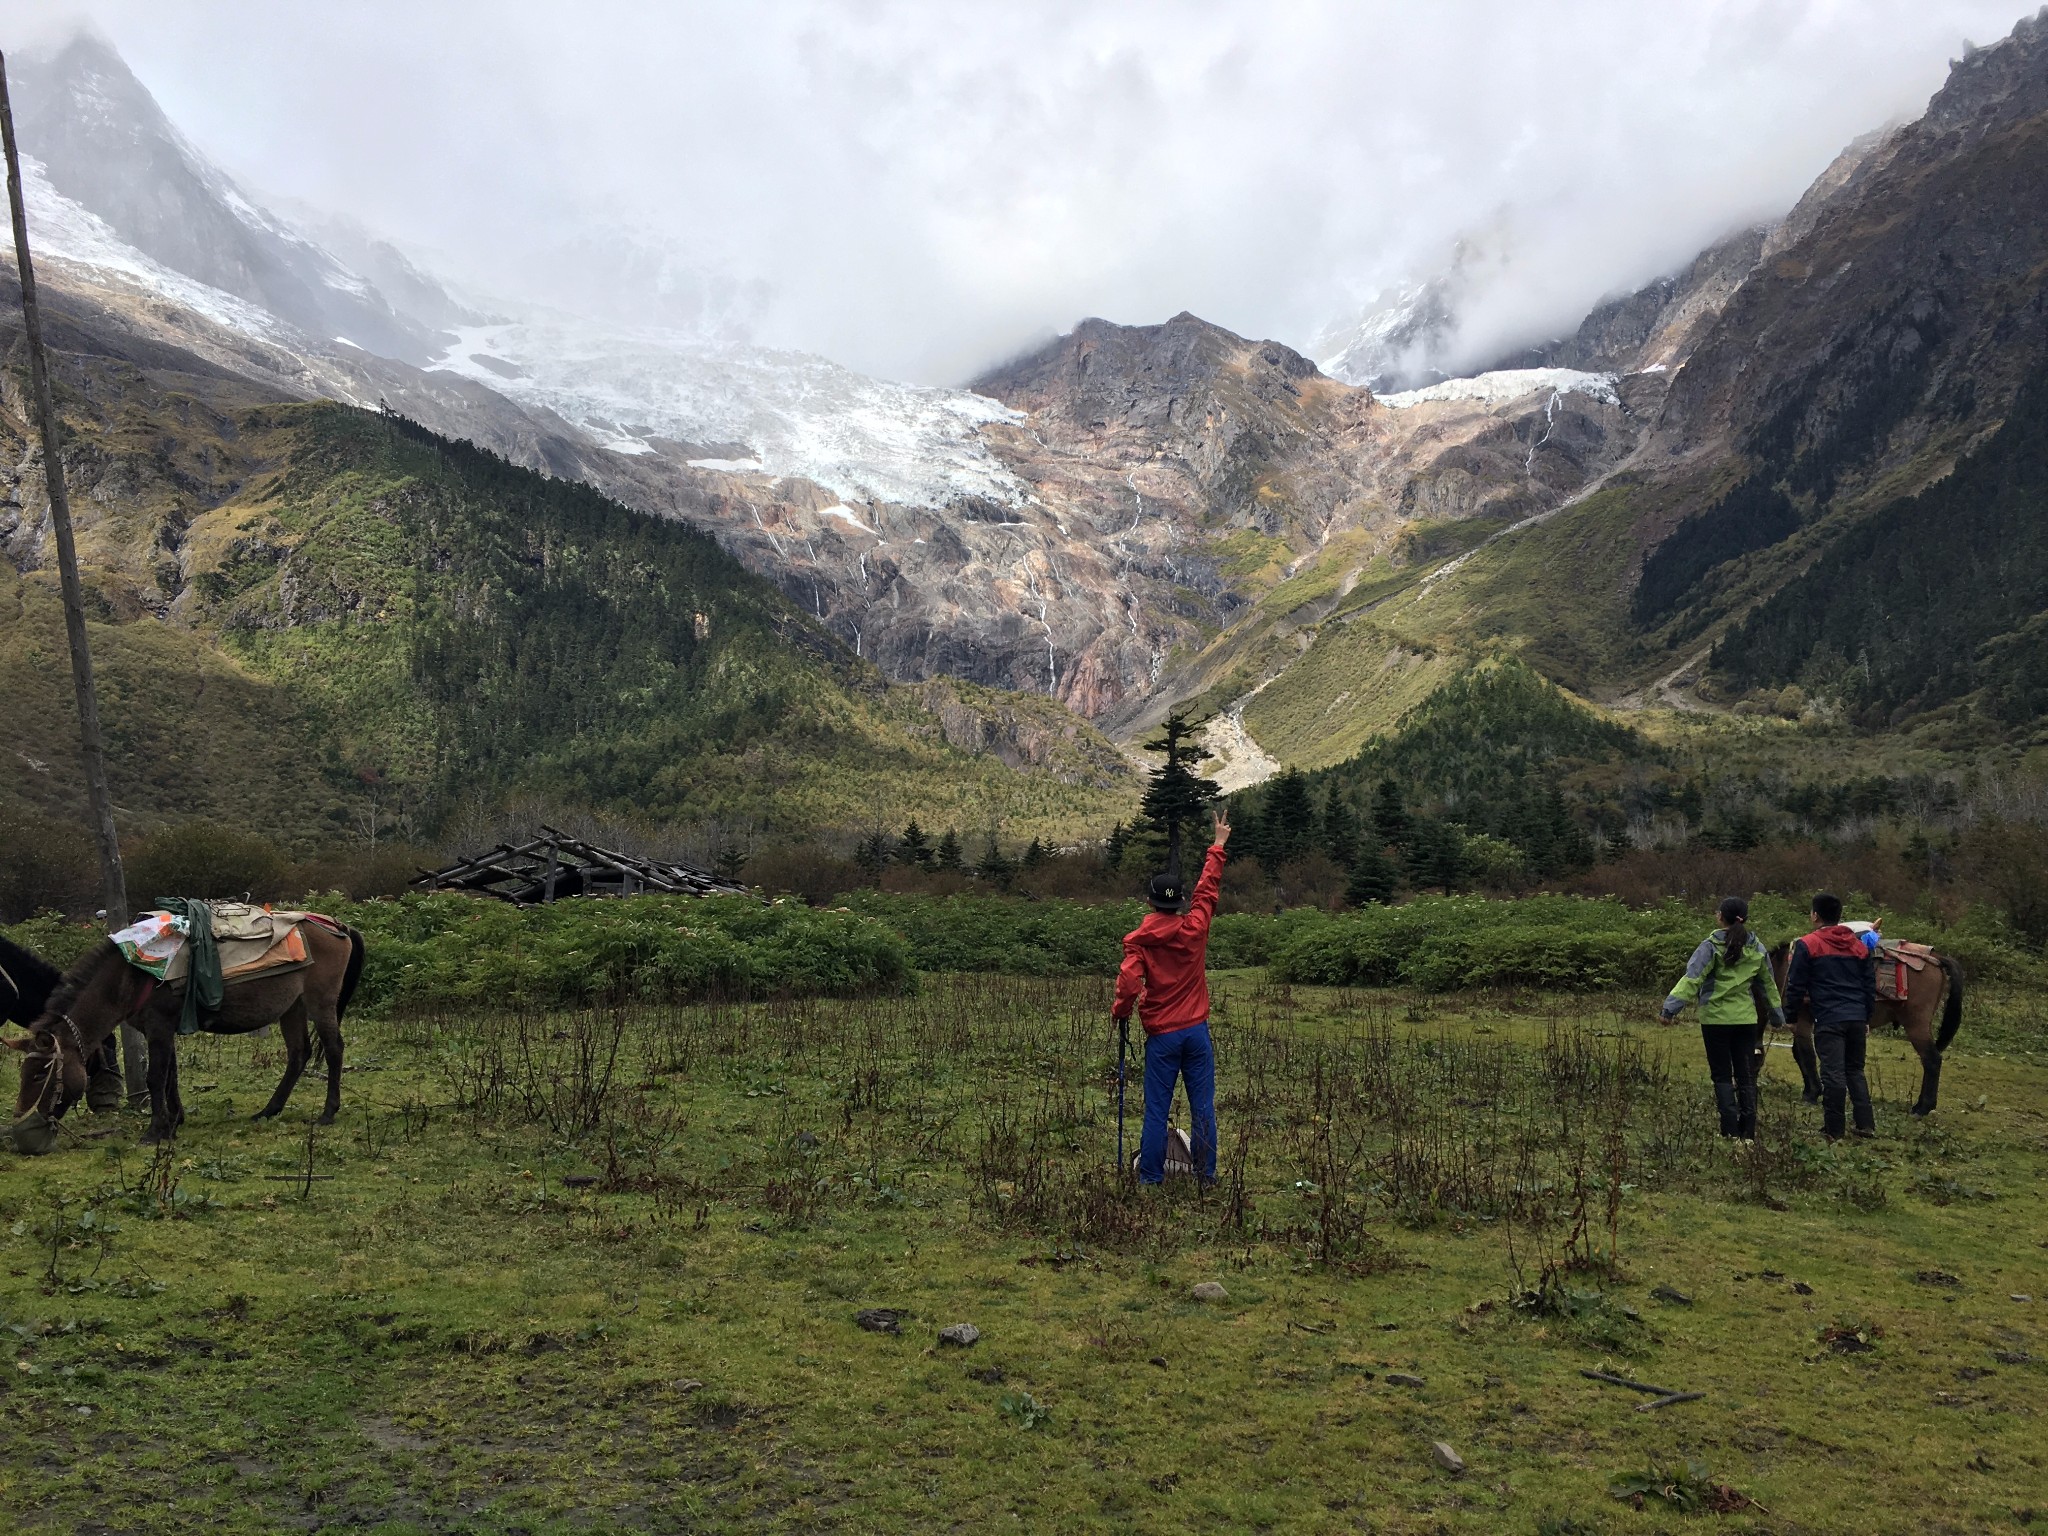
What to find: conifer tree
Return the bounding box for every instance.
[1140,709,1220,872]
[934,829,964,871]
[1102,821,1130,869]
[1324,794,1361,869]
[852,830,892,881]
[1259,768,1318,866]
[1405,818,1466,891]
[1371,778,1413,849]
[897,819,933,868]
[711,844,748,883]
[978,835,1014,883]
[1345,840,1399,905]
[1021,836,1050,869]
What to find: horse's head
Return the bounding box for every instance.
[7,1028,86,1122]
[8,941,135,1144]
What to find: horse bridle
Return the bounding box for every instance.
[20,1012,93,1118]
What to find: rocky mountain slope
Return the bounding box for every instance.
[10,10,2048,821]
[1357,7,2048,748]
[0,271,1133,845]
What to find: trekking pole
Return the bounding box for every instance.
[1116,1015,1130,1175]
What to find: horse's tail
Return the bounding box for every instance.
[335,927,367,1023]
[1934,954,1964,1052]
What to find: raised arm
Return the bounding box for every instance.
[1185,809,1232,937]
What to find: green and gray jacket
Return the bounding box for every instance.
[1662,929,1787,1027]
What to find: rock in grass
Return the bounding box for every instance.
[856,1308,904,1334]
[1384,1372,1426,1388]
[1191,1281,1229,1303]
[938,1323,980,1348]
[1431,1441,1466,1474]
[672,1378,704,1393]
[1650,1283,1693,1306]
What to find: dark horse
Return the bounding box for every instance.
[3,934,124,1113]
[10,919,365,1147]
[0,934,59,1028]
[1768,941,1963,1116]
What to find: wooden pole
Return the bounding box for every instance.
[0,53,144,1101]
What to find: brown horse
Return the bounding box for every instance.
[1767,942,1963,1116]
[9,919,365,1149]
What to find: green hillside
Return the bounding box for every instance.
[4,401,1134,850]
[1714,356,2048,741]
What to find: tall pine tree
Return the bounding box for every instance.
[1140,709,1221,875]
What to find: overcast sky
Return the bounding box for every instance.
[3,0,2034,383]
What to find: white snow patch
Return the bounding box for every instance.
[602,438,655,456]
[425,320,1028,511]
[1376,368,1619,410]
[333,336,361,348]
[10,157,291,344]
[816,504,875,534]
[686,456,765,473]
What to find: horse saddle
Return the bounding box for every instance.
[1875,941,1936,1001]
[120,905,327,988]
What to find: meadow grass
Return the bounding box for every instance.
[2,975,2043,1534]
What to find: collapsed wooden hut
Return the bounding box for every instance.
[414,826,749,904]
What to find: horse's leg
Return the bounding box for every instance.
[1907,995,1943,1116]
[1792,1019,1822,1102]
[254,999,312,1121]
[167,1040,184,1130]
[139,1027,176,1145]
[311,988,345,1127]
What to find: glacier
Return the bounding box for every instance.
[1375,367,1619,409]
[426,321,1030,511]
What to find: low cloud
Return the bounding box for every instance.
[3,0,2031,382]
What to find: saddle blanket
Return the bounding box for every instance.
[111,904,335,987]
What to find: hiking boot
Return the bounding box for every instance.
[86,1068,125,1114]
[1713,1082,1740,1138]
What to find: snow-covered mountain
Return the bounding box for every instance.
[10,34,454,364]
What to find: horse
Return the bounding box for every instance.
[9,918,365,1148]
[1767,941,1963,1116]
[0,934,60,1027]
[3,933,128,1112]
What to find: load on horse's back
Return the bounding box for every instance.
[9,901,366,1152]
[1767,930,1963,1117]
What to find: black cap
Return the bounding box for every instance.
[1148,872,1185,909]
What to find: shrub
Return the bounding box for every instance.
[0,810,96,923]
[124,821,291,904]
[319,892,915,1013]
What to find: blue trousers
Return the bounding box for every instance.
[1139,1023,1217,1184]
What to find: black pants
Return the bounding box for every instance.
[1815,1020,1874,1138]
[1701,1024,1761,1088]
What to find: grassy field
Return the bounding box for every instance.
[3,974,2044,1534]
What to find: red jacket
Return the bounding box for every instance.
[1113,844,1227,1036]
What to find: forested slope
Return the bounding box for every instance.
[4,397,1133,847]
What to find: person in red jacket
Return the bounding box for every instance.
[1113,807,1231,1184]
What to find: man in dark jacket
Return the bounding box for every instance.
[1783,891,1877,1139]
[1113,808,1231,1183]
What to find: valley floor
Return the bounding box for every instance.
[2,977,2043,1534]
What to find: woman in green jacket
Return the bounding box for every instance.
[1660,897,1786,1138]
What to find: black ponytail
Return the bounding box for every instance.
[1718,896,1750,965]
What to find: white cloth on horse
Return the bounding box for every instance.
[111,911,187,978]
